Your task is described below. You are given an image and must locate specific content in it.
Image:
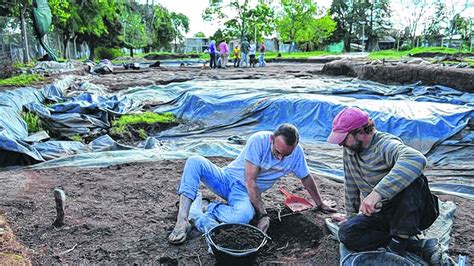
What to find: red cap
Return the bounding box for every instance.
[327,107,369,144]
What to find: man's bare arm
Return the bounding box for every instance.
[245,161,265,215]
[301,174,336,213]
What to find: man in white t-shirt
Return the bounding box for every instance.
[168,124,336,245]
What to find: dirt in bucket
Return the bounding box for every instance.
[211,225,264,250]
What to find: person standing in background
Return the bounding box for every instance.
[208,40,216,69]
[218,40,229,69]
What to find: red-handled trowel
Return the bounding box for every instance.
[280,187,314,212]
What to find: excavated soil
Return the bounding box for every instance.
[0,158,472,264]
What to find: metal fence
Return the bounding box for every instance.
[1,15,89,63]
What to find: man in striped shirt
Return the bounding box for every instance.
[327,107,440,262]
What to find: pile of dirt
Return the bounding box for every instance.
[322,59,474,92]
[410,52,474,58]
[0,64,20,80]
[144,53,201,60]
[210,224,264,250]
[109,121,179,145]
[0,157,471,264]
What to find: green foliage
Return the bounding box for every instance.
[276,0,318,52]
[204,0,274,42]
[22,112,42,133]
[120,10,148,51]
[170,12,190,49]
[69,134,82,142]
[111,112,176,134]
[399,43,412,51]
[368,47,472,60]
[153,5,175,50]
[94,47,122,60]
[0,74,44,86]
[194,32,206,37]
[137,129,148,140]
[312,12,337,47]
[266,50,337,59]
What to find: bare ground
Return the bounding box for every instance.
[0,158,472,264]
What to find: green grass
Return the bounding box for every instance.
[0,74,44,87]
[69,134,82,142]
[22,112,42,133]
[368,47,473,60]
[111,112,177,134]
[137,128,148,140]
[266,50,339,59]
[12,61,36,68]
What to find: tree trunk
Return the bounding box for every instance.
[129,48,133,57]
[19,4,30,63]
[63,35,69,59]
[88,43,96,60]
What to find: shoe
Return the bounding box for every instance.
[387,236,408,257]
[168,221,192,245]
[407,238,442,265]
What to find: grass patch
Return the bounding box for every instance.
[69,134,82,142]
[137,128,148,140]
[368,47,473,60]
[266,50,338,59]
[111,112,177,134]
[12,61,36,68]
[0,74,44,87]
[22,112,42,133]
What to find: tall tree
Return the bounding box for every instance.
[119,6,147,57]
[152,4,174,50]
[276,0,316,52]
[422,2,447,44]
[170,12,190,52]
[203,0,274,42]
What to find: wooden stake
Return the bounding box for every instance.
[53,188,66,227]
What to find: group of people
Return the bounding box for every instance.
[167,107,440,264]
[207,38,266,69]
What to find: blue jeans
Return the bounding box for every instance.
[178,155,255,233]
[338,175,438,252]
[258,53,266,67]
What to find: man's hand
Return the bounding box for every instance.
[359,190,382,216]
[331,213,347,225]
[318,200,337,213]
[257,216,270,233]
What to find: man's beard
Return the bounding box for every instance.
[348,139,364,153]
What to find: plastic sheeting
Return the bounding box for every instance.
[2,77,472,200]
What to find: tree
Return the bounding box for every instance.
[194,32,205,37]
[422,2,447,44]
[276,0,316,53]
[203,0,274,42]
[312,12,337,48]
[152,4,174,50]
[331,0,360,51]
[170,12,190,52]
[119,7,147,57]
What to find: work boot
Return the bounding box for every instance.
[407,238,442,265]
[387,236,408,257]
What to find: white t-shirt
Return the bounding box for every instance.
[224,131,310,192]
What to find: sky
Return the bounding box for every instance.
[152,0,473,37]
[154,0,333,37]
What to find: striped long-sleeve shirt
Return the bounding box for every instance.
[343,131,427,216]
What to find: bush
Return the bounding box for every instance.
[399,43,412,51]
[95,47,123,60]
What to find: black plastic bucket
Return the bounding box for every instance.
[205,223,269,266]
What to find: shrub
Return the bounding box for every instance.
[399,43,412,51]
[22,112,42,133]
[95,47,123,60]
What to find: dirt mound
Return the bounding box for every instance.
[410,52,474,58]
[322,59,474,92]
[144,53,201,60]
[109,121,179,145]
